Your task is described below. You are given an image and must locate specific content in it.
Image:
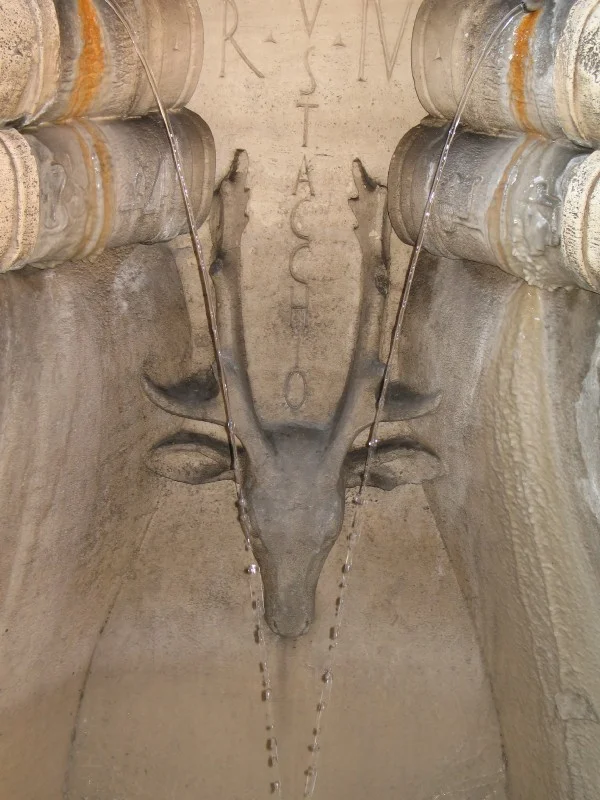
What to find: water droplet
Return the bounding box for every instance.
[240,512,251,528]
[317,701,326,712]
[322,670,333,684]
[247,564,259,575]
[259,662,266,673]
[304,765,318,798]
[263,688,272,701]
[342,563,352,574]
[368,438,379,448]
[353,495,364,506]
[271,781,281,793]
[268,755,279,767]
[329,626,339,640]
[309,743,321,752]
[267,737,277,751]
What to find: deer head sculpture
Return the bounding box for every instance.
[143,151,443,637]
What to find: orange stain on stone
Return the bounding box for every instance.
[70,120,114,259]
[82,120,115,252]
[68,0,105,118]
[508,9,541,131]
[487,137,533,267]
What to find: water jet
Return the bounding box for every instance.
[1,0,599,798]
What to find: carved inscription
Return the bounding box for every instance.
[285,190,313,409]
[297,48,319,148]
[214,2,416,82]
[297,100,319,148]
[220,0,264,78]
[293,156,316,196]
[286,194,311,410]
[289,201,310,305]
[207,0,415,407]
[300,46,317,96]
[285,47,321,410]
[299,0,325,36]
[359,0,413,81]
[287,202,310,410]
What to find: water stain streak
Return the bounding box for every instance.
[508,9,541,131]
[68,0,106,118]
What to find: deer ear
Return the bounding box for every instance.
[146,431,238,485]
[344,436,444,492]
[142,368,224,423]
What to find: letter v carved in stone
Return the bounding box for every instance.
[299,0,325,36]
[359,0,413,82]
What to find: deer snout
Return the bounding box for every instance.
[247,482,344,638]
[258,533,339,638]
[267,609,311,639]
[262,573,314,638]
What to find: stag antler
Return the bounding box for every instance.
[143,153,444,639]
[329,160,441,461]
[208,151,268,458]
[143,151,268,459]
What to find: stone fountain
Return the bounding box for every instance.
[0,1,598,798]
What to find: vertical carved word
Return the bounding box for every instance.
[299,0,325,37]
[285,159,316,410]
[220,0,264,79]
[359,0,413,82]
[297,48,319,148]
[285,196,311,410]
[284,48,320,411]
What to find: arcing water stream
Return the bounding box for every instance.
[302,5,528,795]
[100,2,531,796]
[100,1,283,795]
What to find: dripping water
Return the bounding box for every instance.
[99,1,284,796]
[101,1,531,796]
[302,4,529,797]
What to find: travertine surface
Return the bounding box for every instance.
[396,5,600,794]
[0,245,191,798]
[187,0,425,422]
[0,1,507,799]
[66,481,506,800]
[3,1,600,799]
[399,253,600,800]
